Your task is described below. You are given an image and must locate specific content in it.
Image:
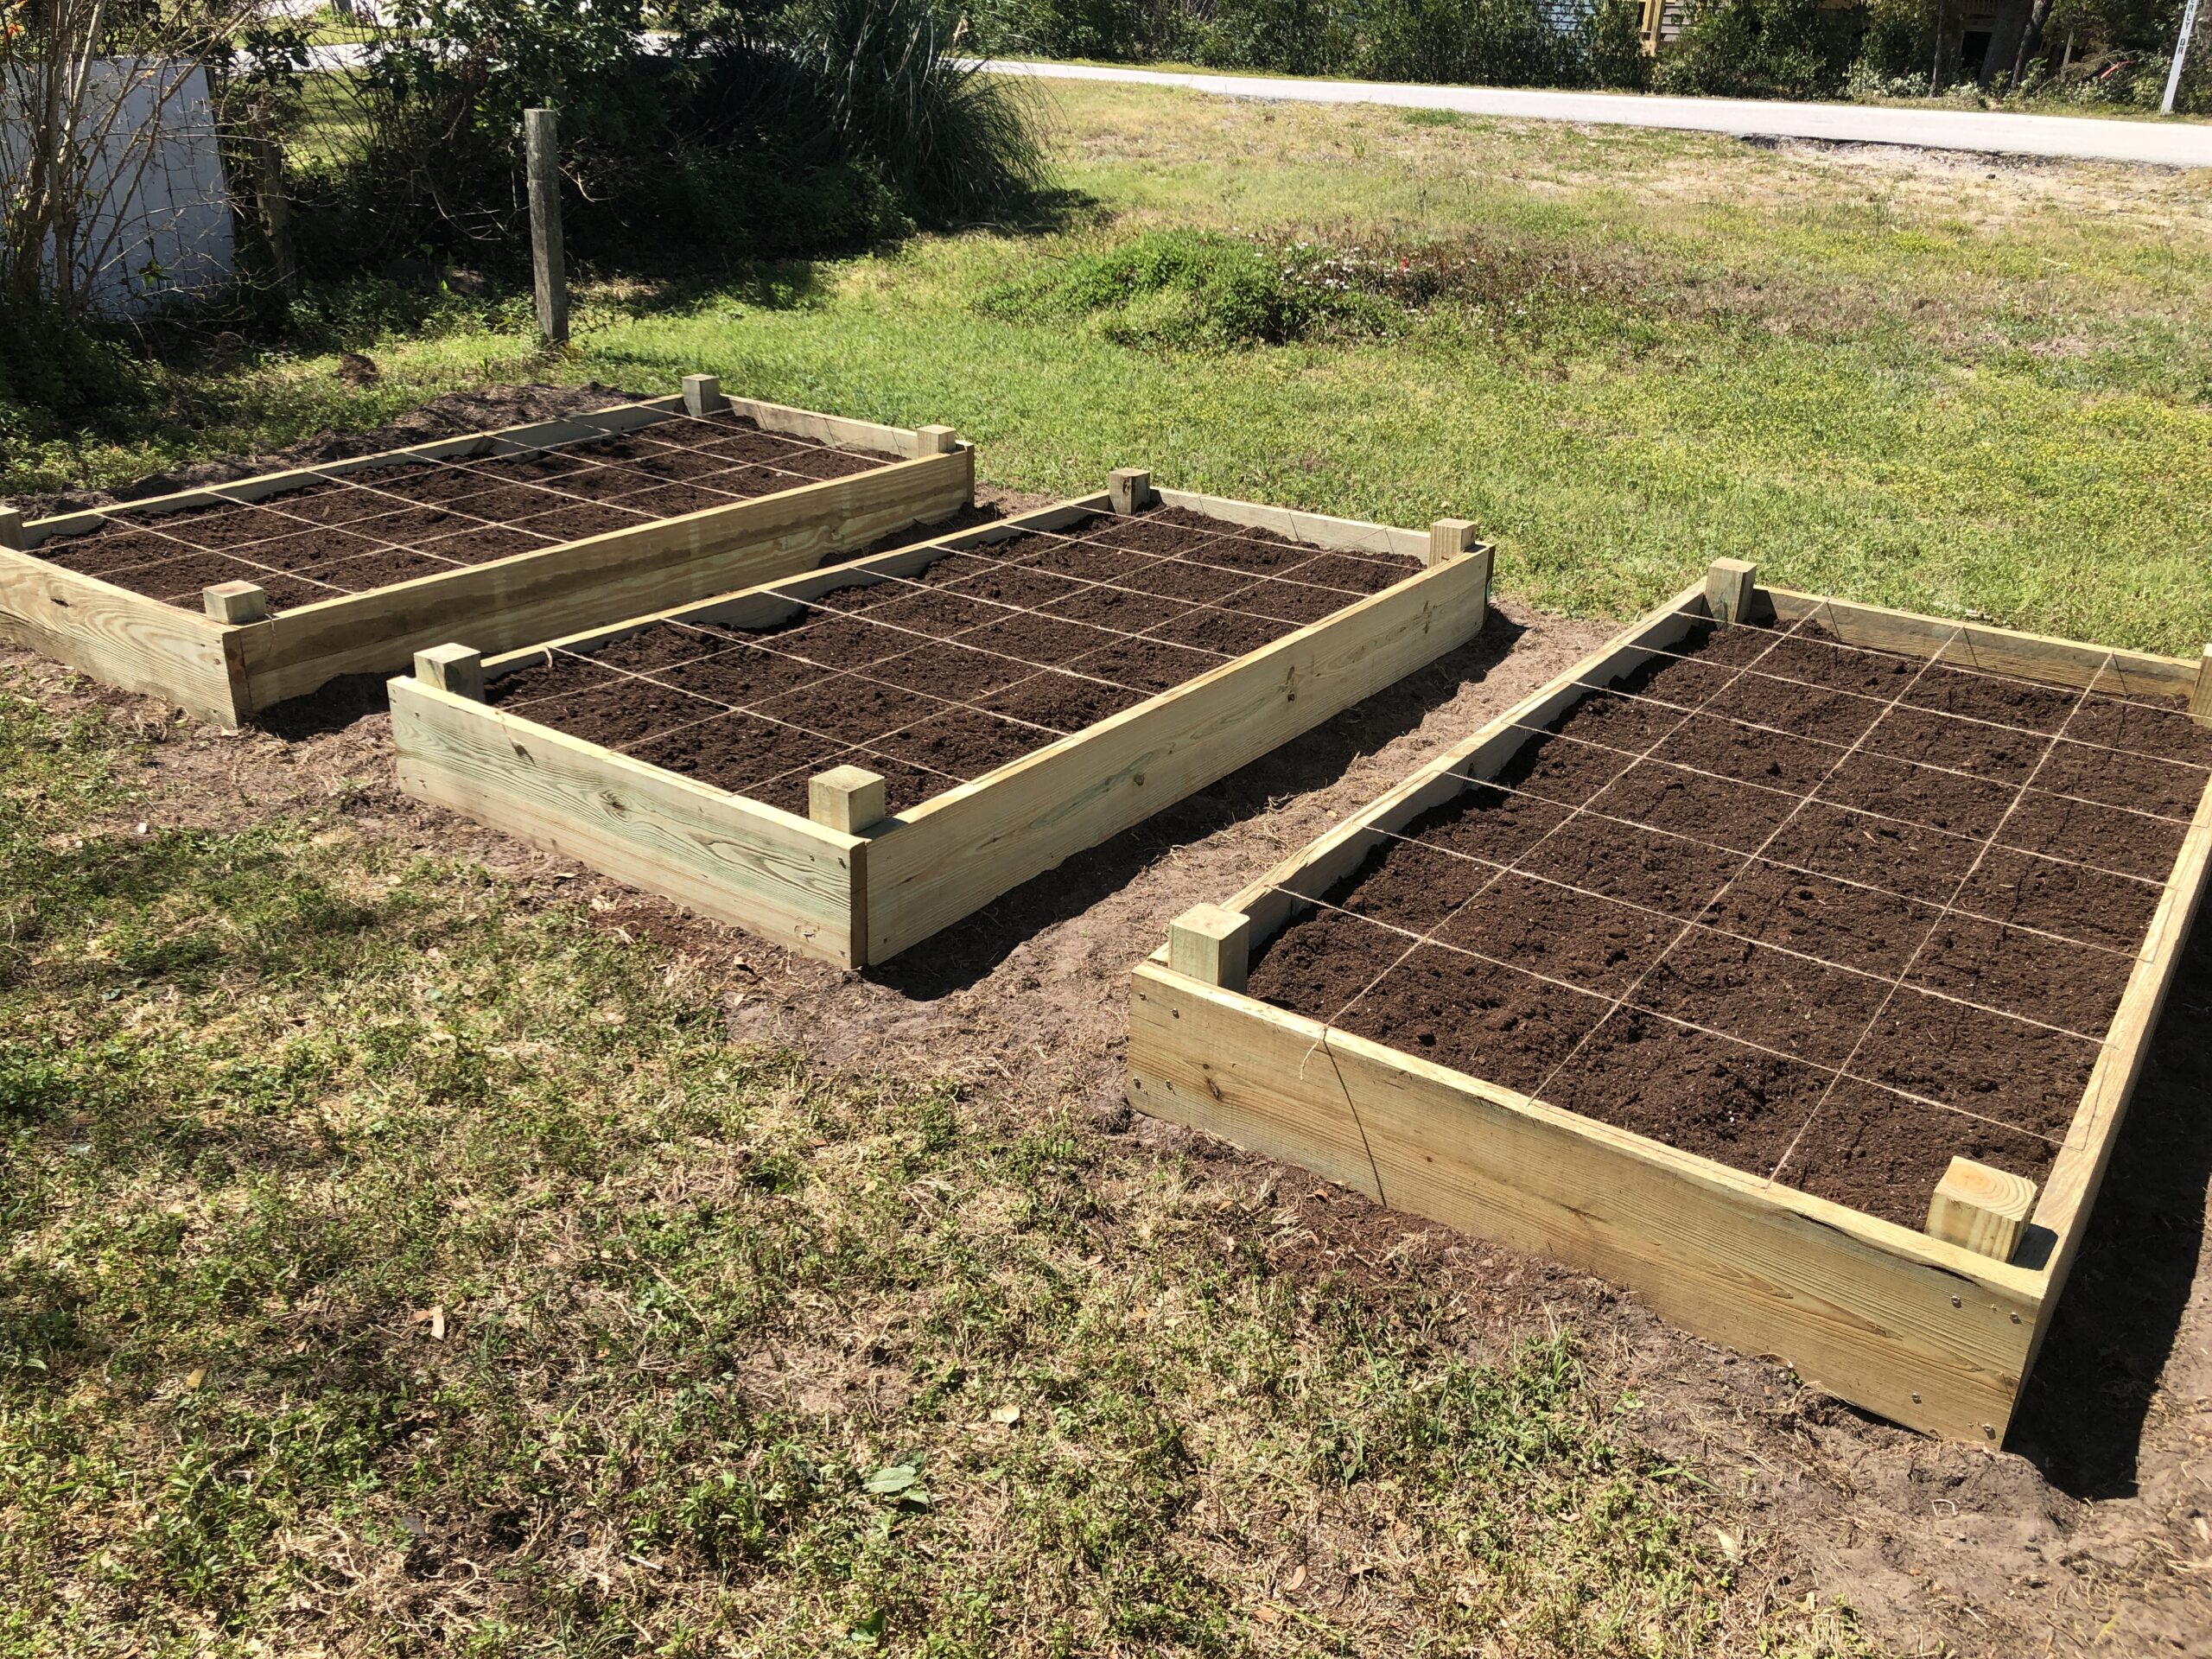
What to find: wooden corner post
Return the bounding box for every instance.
[682,374,725,416]
[1427,518,1478,568]
[809,766,887,834]
[0,506,24,551]
[203,582,268,625]
[1926,1158,2037,1262]
[1168,905,1251,994]
[1707,558,1758,626]
[414,644,486,702]
[524,108,568,345]
[1109,468,1153,515]
[915,424,959,456]
[2190,645,2212,728]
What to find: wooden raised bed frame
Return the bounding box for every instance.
[1128,563,2212,1443]
[389,473,1494,968]
[0,378,973,727]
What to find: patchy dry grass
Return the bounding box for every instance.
[0,677,1881,1656]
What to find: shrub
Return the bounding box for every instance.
[1847,0,1936,86]
[1589,0,1657,88]
[1359,0,1592,88]
[980,229,1403,347]
[786,0,1051,225]
[1194,0,1359,75]
[965,0,1190,59]
[1654,0,1862,98]
[275,0,1051,275]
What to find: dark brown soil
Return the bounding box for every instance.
[1905,914,2133,1031]
[504,506,1423,817]
[1245,615,2208,1245]
[1333,944,1614,1093]
[22,404,904,615]
[1546,1008,1833,1173]
[1777,1080,2063,1227]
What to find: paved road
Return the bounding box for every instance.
[988,60,2212,168]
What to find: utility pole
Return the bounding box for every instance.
[2164,0,2202,114]
[524,106,567,344]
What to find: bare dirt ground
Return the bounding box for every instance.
[11,389,2209,1656]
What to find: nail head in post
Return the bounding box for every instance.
[202,581,268,625]
[1925,1157,2037,1262]
[414,643,486,702]
[2190,644,2212,728]
[1427,518,1478,569]
[1109,467,1153,516]
[682,373,725,416]
[0,506,24,552]
[915,423,958,456]
[809,765,887,834]
[1706,557,1758,626]
[1167,903,1251,994]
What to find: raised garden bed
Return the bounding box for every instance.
[1128,561,2212,1441]
[391,471,1493,966]
[0,378,971,726]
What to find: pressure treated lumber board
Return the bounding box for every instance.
[392,481,1494,968]
[0,552,241,721]
[393,678,866,961]
[1127,570,2212,1442]
[2,391,970,726]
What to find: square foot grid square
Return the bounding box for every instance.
[490,508,1423,817]
[26,410,898,614]
[1244,613,2209,1231]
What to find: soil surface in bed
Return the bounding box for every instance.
[486,505,1425,817]
[24,409,887,613]
[1247,613,2212,1229]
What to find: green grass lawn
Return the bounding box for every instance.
[11,81,2211,656]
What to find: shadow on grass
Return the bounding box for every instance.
[863,610,1530,1001]
[2006,922,2211,1500]
[602,185,1105,319]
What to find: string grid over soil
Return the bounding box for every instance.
[490,506,1423,817]
[1246,610,2212,1229]
[24,410,888,614]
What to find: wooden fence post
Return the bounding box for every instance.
[249,135,296,301]
[524,108,568,345]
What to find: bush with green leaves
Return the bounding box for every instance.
[1192,0,1360,75]
[1360,0,1593,87]
[272,0,1046,275]
[1653,0,1863,97]
[981,229,1410,347]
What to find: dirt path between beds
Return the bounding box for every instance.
[10,386,2210,1656]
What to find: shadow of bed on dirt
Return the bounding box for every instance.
[863,610,1530,1001]
[2005,922,2211,1500]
